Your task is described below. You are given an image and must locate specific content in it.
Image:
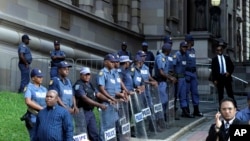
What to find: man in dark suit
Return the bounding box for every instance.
[211,42,236,106]
[206,98,246,141]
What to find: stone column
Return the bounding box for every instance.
[79,0,95,12]
[117,0,130,28]
[58,0,72,5]
[95,0,114,22]
[131,0,140,32]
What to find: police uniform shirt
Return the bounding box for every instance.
[96,67,116,97]
[186,48,196,68]
[48,77,74,108]
[24,82,47,122]
[18,42,32,64]
[119,66,134,91]
[50,50,66,66]
[154,53,168,78]
[117,50,132,59]
[114,68,122,93]
[173,51,187,74]
[132,66,144,88]
[140,64,150,81]
[144,51,155,67]
[74,81,97,98]
[168,54,174,72]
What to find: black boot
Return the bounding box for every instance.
[181,107,194,118]
[193,105,203,117]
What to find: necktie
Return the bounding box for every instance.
[220,55,225,74]
[225,121,230,133]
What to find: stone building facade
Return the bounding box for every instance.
[0,0,248,91]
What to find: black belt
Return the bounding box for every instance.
[186,67,196,73]
[176,74,185,78]
[19,61,30,64]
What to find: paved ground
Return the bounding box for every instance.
[131,95,248,141]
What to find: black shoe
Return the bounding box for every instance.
[181,107,194,118]
[193,112,203,117]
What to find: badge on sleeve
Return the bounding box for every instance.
[162,58,165,62]
[23,87,27,92]
[74,84,80,90]
[173,55,176,58]
[99,71,103,76]
[49,80,53,85]
[131,67,135,72]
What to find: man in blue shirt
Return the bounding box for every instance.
[141,42,155,76]
[156,35,173,55]
[117,42,132,60]
[74,67,107,141]
[185,34,203,117]
[23,68,47,140]
[18,34,32,93]
[236,93,250,123]
[173,41,194,118]
[33,90,73,141]
[50,40,66,78]
[49,61,78,114]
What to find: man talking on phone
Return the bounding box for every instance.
[206,97,246,141]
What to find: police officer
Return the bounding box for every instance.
[155,43,177,121]
[23,68,47,140]
[74,67,107,141]
[50,40,66,78]
[173,41,194,118]
[48,61,78,114]
[117,42,132,60]
[141,42,155,76]
[18,34,32,93]
[97,54,118,141]
[156,35,173,55]
[185,34,203,117]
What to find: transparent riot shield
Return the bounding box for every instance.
[99,103,118,141]
[148,84,167,130]
[167,82,176,126]
[72,108,88,141]
[129,92,148,139]
[142,83,158,136]
[115,101,131,141]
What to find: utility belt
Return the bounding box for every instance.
[19,61,31,65]
[81,106,94,111]
[156,77,167,82]
[186,67,196,73]
[176,73,185,78]
[20,110,35,129]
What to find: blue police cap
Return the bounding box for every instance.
[58,61,72,68]
[162,43,172,50]
[54,40,60,45]
[111,53,120,62]
[104,54,116,62]
[142,42,148,47]
[22,34,30,41]
[180,41,188,47]
[163,35,172,44]
[134,54,143,62]
[121,42,127,46]
[120,55,132,63]
[136,50,147,57]
[185,34,194,41]
[30,68,44,77]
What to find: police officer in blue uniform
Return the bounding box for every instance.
[156,35,173,55]
[97,54,118,141]
[49,61,78,114]
[117,42,132,60]
[74,67,107,141]
[50,40,66,78]
[18,34,32,93]
[23,68,47,140]
[141,42,155,76]
[185,34,203,117]
[155,43,177,121]
[173,41,194,118]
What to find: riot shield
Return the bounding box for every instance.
[115,101,131,141]
[72,108,88,141]
[141,83,158,136]
[129,92,148,139]
[167,82,176,126]
[99,103,118,141]
[148,84,167,130]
